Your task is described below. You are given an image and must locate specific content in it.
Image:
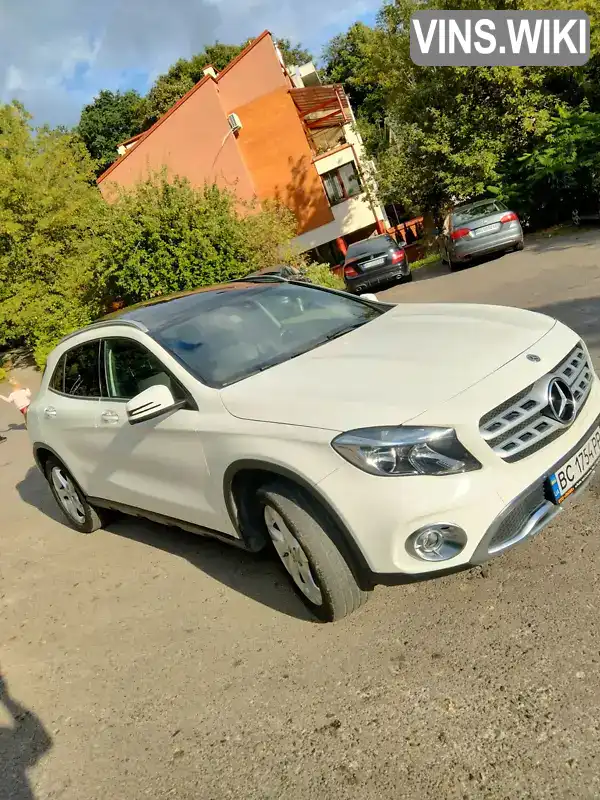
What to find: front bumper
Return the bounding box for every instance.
[470,415,599,564]
[317,374,600,577]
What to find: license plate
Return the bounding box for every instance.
[475,223,500,237]
[548,426,600,503]
[362,257,385,269]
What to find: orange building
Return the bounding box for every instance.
[97,31,388,264]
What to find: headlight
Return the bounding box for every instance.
[331,426,481,476]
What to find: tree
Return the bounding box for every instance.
[0,103,108,365]
[322,23,383,124]
[144,38,312,127]
[501,104,600,226]
[363,0,600,222]
[95,173,302,307]
[276,39,312,67]
[77,89,146,175]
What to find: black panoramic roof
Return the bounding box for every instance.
[101,280,284,333]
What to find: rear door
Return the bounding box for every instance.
[41,340,102,492]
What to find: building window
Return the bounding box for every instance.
[321,162,362,205]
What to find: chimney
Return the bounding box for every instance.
[203,65,218,79]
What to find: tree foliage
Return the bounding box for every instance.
[0,104,304,366]
[96,173,301,306]
[347,0,600,223]
[77,89,147,175]
[0,103,108,365]
[322,23,384,124]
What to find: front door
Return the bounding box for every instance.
[88,336,214,529]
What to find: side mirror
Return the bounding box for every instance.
[360,293,379,302]
[126,384,186,425]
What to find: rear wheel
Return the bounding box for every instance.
[45,456,106,533]
[515,239,524,251]
[257,481,369,621]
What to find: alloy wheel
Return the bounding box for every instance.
[264,505,323,606]
[51,466,86,525]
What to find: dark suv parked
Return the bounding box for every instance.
[342,235,410,293]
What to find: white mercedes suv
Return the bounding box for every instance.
[29,278,600,621]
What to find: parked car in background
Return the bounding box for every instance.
[438,200,524,270]
[342,234,411,293]
[29,279,600,621]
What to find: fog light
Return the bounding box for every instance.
[407,524,467,562]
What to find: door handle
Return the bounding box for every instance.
[44,407,57,418]
[101,410,120,424]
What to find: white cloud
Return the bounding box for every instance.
[0,0,379,126]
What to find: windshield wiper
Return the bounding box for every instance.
[325,320,369,342]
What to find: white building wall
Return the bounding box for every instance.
[292,143,388,253]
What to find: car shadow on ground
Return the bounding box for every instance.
[0,671,52,800]
[16,466,315,623]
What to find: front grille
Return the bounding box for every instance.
[479,343,594,463]
[487,483,547,551]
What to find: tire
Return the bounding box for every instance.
[257,481,369,622]
[515,239,524,251]
[44,456,105,533]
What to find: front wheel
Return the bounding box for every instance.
[45,457,106,533]
[257,482,369,621]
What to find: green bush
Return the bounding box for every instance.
[96,174,302,307]
[305,263,345,290]
[0,106,307,367]
[0,367,7,383]
[0,103,107,367]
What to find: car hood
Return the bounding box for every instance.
[220,303,556,431]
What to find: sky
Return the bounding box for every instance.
[0,0,380,128]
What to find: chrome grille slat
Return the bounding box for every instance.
[479,343,594,463]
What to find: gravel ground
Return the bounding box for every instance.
[3,229,600,799]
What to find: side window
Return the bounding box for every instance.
[63,342,101,398]
[103,338,186,401]
[49,356,65,393]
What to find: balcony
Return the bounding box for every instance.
[290,85,353,157]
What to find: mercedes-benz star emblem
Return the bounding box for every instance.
[546,377,576,424]
[526,354,541,362]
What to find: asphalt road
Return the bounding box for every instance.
[3,229,600,799]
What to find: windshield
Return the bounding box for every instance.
[452,201,506,226]
[154,283,383,387]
